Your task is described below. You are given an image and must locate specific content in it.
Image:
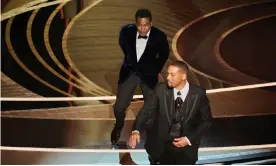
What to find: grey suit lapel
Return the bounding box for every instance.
[184,89,198,124]
[164,88,174,125]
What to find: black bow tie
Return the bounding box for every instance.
[138,35,148,39]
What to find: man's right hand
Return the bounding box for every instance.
[129,132,140,149]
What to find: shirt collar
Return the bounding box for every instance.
[174,81,189,97]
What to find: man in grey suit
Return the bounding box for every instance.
[129,61,213,165]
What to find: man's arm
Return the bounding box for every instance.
[133,85,159,132]
[129,85,159,148]
[119,25,127,55]
[186,90,213,145]
[156,33,169,73]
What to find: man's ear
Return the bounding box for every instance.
[182,73,187,80]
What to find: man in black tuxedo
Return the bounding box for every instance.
[111,8,169,144]
[129,61,213,165]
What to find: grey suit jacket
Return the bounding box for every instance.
[133,82,213,161]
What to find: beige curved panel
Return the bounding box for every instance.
[171,0,275,86]
[187,70,201,86]
[1,72,41,97]
[1,0,71,21]
[1,0,47,15]
[44,2,102,96]
[5,17,73,97]
[172,27,234,85]
[62,0,113,96]
[193,72,213,89]
[206,78,213,89]
[27,7,96,96]
[214,14,276,81]
[208,79,223,89]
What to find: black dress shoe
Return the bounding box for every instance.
[111,127,121,144]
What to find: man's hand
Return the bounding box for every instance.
[129,132,140,149]
[172,137,189,148]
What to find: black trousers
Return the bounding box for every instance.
[149,153,195,165]
[113,74,154,130]
[159,150,195,165]
[149,144,196,165]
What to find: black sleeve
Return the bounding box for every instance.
[119,25,127,55]
[133,85,159,132]
[156,33,169,73]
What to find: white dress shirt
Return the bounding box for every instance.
[173,81,189,101]
[136,30,150,62]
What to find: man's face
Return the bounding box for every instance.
[136,17,152,36]
[167,65,187,88]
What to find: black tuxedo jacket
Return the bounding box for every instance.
[118,24,169,89]
[134,83,213,161]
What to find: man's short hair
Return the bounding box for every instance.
[135,8,152,22]
[170,61,189,73]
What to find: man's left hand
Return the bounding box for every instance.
[172,137,189,147]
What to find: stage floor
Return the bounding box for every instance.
[2,115,276,148]
[1,147,276,165]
